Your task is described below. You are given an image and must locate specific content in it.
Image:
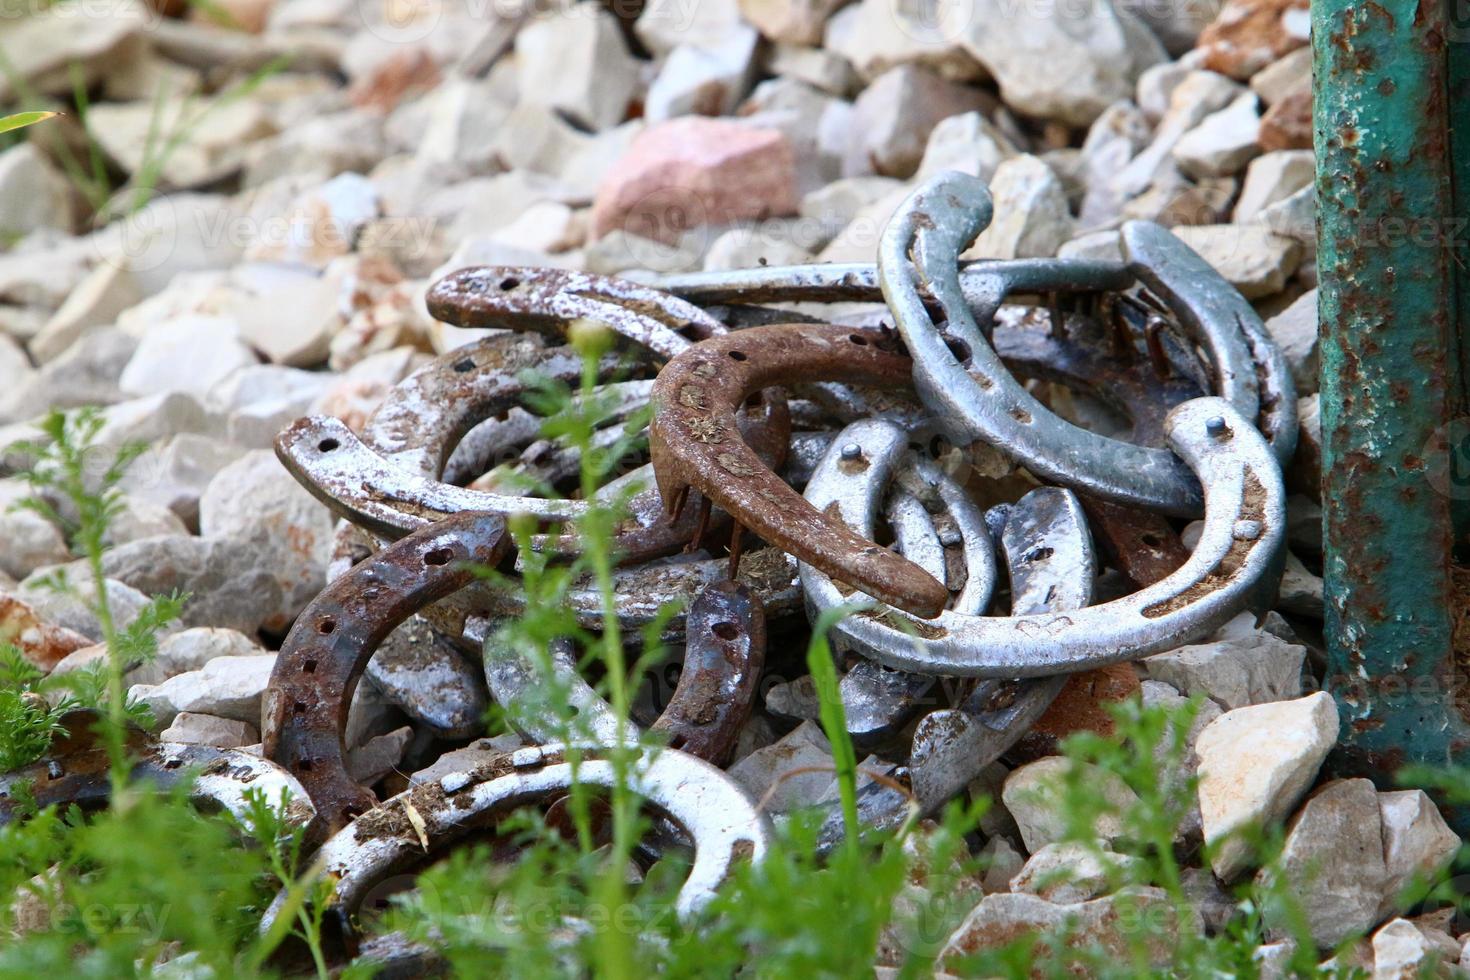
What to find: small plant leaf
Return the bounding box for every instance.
[0,111,59,135]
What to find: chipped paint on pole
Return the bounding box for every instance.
[1314,0,1470,807]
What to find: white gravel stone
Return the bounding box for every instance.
[1143,633,1306,710]
[1371,918,1437,980]
[1264,287,1319,395]
[0,144,75,240]
[1059,230,1124,262]
[346,725,413,785]
[516,3,639,132]
[964,155,1074,260]
[1002,757,1140,853]
[953,0,1165,127]
[850,64,991,178]
[767,42,860,96]
[119,434,251,531]
[1197,691,1338,880]
[130,653,277,729]
[118,315,259,402]
[1172,92,1261,178]
[199,450,334,627]
[29,261,143,365]
[702,224,816,271]
[823,0,984,83]
[1377,790,1462,919]
[128,626,264,687]
[915,111,1016,183]
[1260,778,1389,947]
[1168,224,1301,298]
[1234,150,1315,223]
[0,478,71,580]
[1114,69,1243,199]
[727,719,836,812]
[160,711,260,749]
[1009,841,1139,904]
[1256,184,1315,245]
[979,835,1025,892]
[645,30,760,122]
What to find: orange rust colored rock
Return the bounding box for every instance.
[1011,663,1142,760]
[1258,88,1312,152]
[591,118,799,244]
[1197,0,1310,80]
[0,593,93,672]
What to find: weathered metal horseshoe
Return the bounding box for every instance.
[427,266,726,360]
[259,743,771,939]
[653,257,1133,311]
[649,322,950,618]
[806,485,1093,847]
[798,397,1284,677]
[791,430,998,746]
[262,512,512,832]
[483,580,765,766]
[0,710,315,831]
[879,171,1295,517]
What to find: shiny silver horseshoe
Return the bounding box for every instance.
[800,397,1284,677]
[808,485,1095,848]
[259,743,771,938]
[879,171,1294,517]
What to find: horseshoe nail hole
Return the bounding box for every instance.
[943,334,971,364]
[1023,546,1054,564]
[1141,533,1163,548]
[297,759,313,772]
[163,758,183,770]
[317,438,340,453]
[668,734,688,750]
[728,350,748,361]
[499,276,520,291]
[424,548,454,566]
[849,334,869,346]
[712,621,740,641]
[302,658,318,674]
[342,803,367,820]
[293,701,307,714]
[1009,407,1032,424]
[744,392,763,409]
[452,358,474,373]
[317,617,336,635]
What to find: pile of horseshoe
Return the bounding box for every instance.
[0,172,1295,966]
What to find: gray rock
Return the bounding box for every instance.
[1197,692,1338,880]
[128,626,264,687]
[119,434,251,531]
[412,77,514,173]
[850,64,991,178]
[636,0,745,55]
[741,0,848,44]
[915,111,1017,184]
[798,175,903,243]
[766,42,860,96]
[0,144,75,239]
[0,0,147,102]
[1139,678,1221,840]
[129,653,277,729]
[1113,69,1243,200]
[1169,225,1301,299]
[1143,633,1306,710]
[29,261,142,365]
[823,0,985,83]
[199,451,334,628]
[160,711,259,749]
[1002,757,1140,853]
[88,95,276,189]
[97,534,287,636]
[645,29,760,122]
[103,495,189,548]
[1287,494,1323,555]
[1059,230,1125,262]
[727,719,836,812]
[1118,0,1220,55]
[1377,790,1461,919]
[1234,150,1315,223]
[964,155,1074,260]
[0,479,71,580]
[244,107,390,188]
[939,888,1194,968]
[1261,779,1388,947]
[516,3,638,132]
[1172,92,1261,178]
[702,223,817,271]
[953,0,1165,127]
[979,835,1025,892]
[1078,101,1153,227]
[206,363,333,449]
[18,575,153,643]
[11,327,138,421]
[118,315,259,402]
[1009,841,1139,904]
[1250,47,1312,107]
[1256,184,1315,245]
[346,725,413,785]
[1278,551,1324,619]
[229,264,343,369]
[88,194,246,298]
[1264,288,1319,396]
[366,617,487,739]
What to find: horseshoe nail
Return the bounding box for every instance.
[649,321,949,618]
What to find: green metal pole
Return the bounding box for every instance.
[1314,0,1470,817]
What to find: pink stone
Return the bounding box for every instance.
[591,118,799,243]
